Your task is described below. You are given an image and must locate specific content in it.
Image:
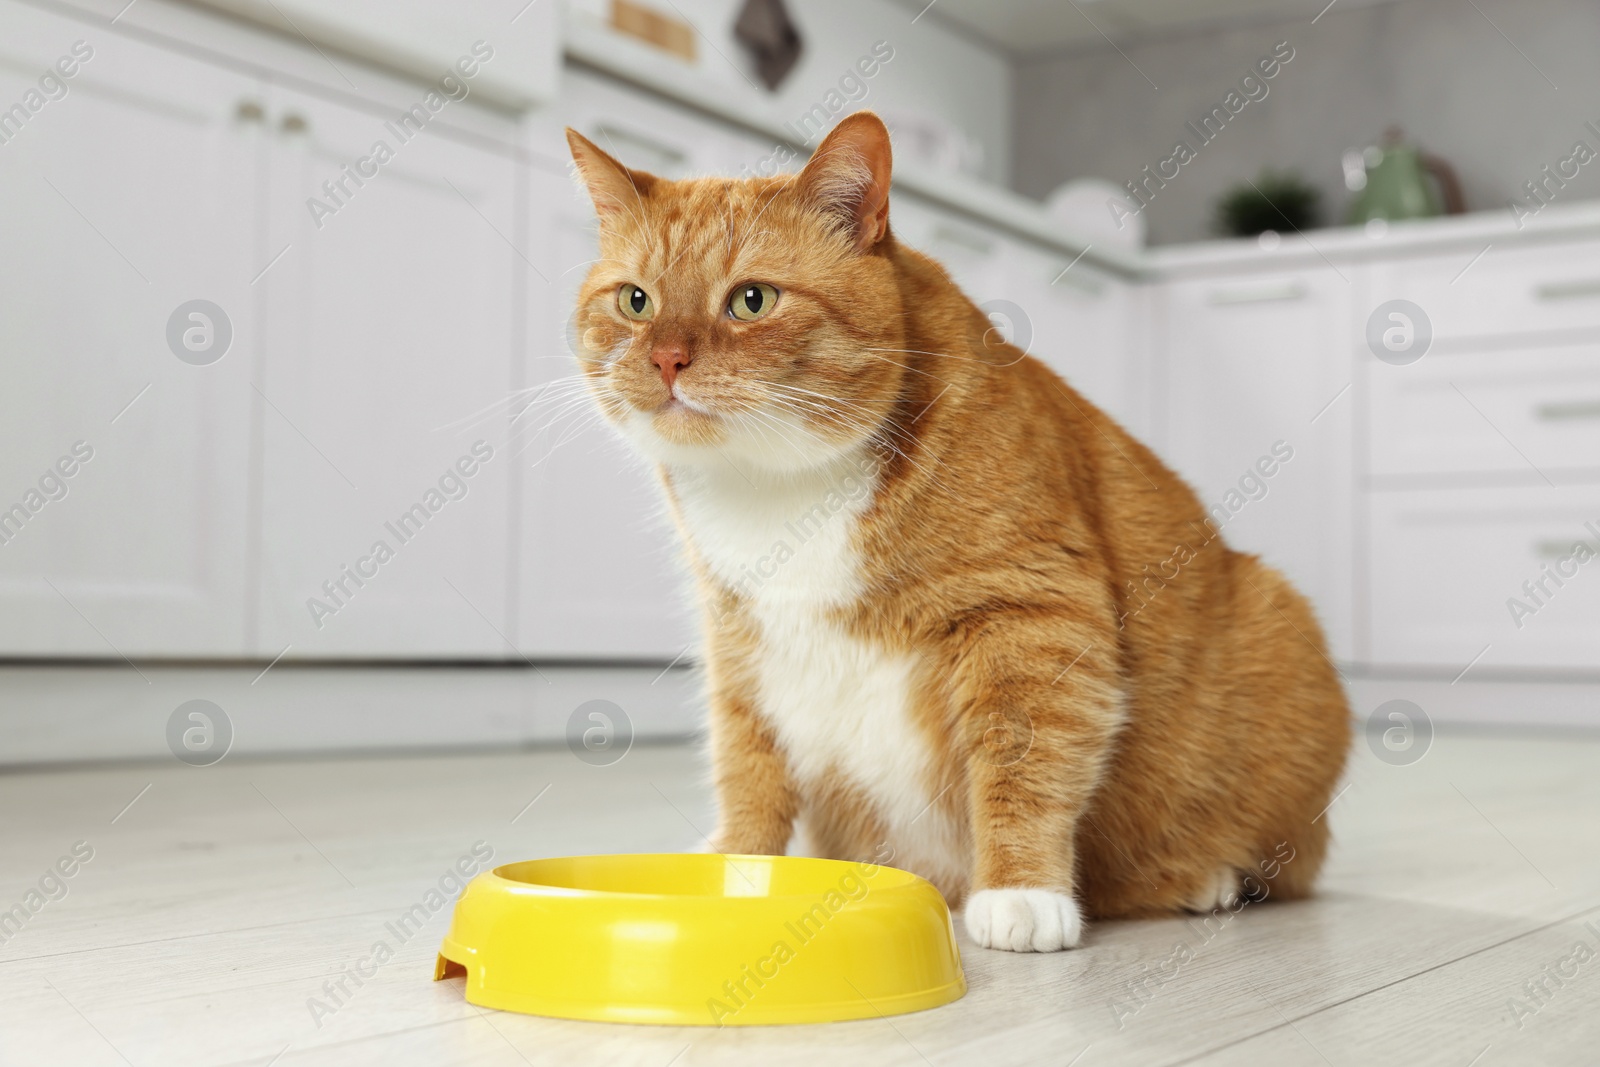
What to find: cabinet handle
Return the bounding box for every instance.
[1054,269,1105,297]
[280,112,309,134]
[1535,399,1600,421]
[1535,538,1597,559]
[235,99,265,123]
[1534,279,1600,301]
[1207,281,1307,305]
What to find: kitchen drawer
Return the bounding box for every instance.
[558,67,776,179]
[1367,241,1600,342]
[1368,344,1600,477]
[1368,485,1600,669]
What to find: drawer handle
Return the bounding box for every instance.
[1207,281,1307,305]
[1534,279,1600,301]
[1535,399,1600,421]
[1535,538,1597,559]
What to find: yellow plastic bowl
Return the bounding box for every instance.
[433,853,965,1026]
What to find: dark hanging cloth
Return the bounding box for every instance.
[733,0,803,91]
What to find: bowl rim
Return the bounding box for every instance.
[481,852,929,903]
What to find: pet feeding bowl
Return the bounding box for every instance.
[434,853,966,1026]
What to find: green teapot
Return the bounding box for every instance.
[1345,127,1464,223]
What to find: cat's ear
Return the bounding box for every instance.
[796,111,893,252]
[566,128,657,221]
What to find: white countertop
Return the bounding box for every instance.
[1146,200,1600,279]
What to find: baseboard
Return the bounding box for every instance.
[5,661,1593,768]
[1343,672,1600,730]
[0,662,703,766]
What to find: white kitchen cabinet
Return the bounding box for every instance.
[1155,270,1355,660]
[1368,484,1600,670]
[1367,241,1600,342]
[1368,341,1600,480]
[251,82,520,658]
[0,6,259,656]
[1360,239,1600,673]
[194,0,561,110]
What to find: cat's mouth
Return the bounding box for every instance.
[646,390,724,443]
[657,395,705,416]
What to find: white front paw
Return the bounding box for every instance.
[964,888,1083,952]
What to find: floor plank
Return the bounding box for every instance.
[2,726,1597,1066]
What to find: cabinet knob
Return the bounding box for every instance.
[1207,281,1308,305]
[280,112,309,135]
[235,99,265,123]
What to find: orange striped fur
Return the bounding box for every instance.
[565,113,1350,951]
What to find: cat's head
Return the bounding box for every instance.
[565,112,905,475]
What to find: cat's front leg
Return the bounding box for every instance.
[704,684,798,856]
[955,622,1124,952]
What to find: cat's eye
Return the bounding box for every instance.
[728,283,779,322]
[618,284,654,321]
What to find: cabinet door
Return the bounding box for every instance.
[0,9,258,656]
[1157,270,1354,659]
[1369,485,1600,670]
[1368,343,1600,479]
[253,83,518,657]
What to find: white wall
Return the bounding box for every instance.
[565,0,1014,184]
[1013,0,1598,244]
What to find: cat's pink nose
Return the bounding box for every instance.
[650,344,691,388]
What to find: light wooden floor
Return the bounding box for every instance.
[3,727,1598,1066]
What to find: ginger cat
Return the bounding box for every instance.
[565,112,1350,951]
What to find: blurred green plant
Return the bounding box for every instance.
[1213,171,1322,237]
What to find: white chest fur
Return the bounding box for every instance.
[670,453,964,889]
